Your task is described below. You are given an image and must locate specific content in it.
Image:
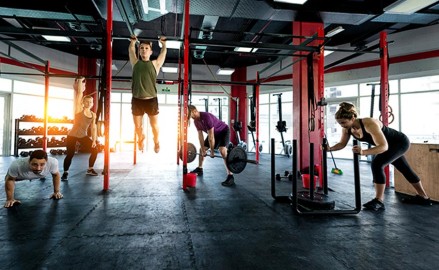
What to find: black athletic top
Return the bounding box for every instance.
[349,119,407,147]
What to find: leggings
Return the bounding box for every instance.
[371,135,420,184]
[63,135,98,171]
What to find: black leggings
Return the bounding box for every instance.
[371,135,419,184]
[63,135,98,171]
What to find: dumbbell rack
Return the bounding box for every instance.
[14,116,73,157]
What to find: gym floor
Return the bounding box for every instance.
[0,151,437,270]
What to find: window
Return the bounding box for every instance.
[50,86,73,99]
[111,92,121,103]
[401,75,439,93]
[359,80,398,96]
[166,94,178,104]
[325,84,358,98]
[401,92,439,143]
[122,93,132,103]
[14,81,45,95]
[13,94,45,119]
[0,78,12,92]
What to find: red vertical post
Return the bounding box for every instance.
[43,61,50,151]
[380,31,390,187]
[77,57,98,107]
[255,72,260,162]
[176,66,181,165]
[181,0,190,187]
[317,27,325,184]
[103,0,113,191]
[230,67,247,147]
[292,21,324,171]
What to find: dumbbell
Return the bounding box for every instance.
[275,171,293,181]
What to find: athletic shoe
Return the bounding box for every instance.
[363,198,385,211]
[221,175,235,187]
[190,167,203,176]
[86,169,98,176]
[61,172,68,181]
[401,195,433,206]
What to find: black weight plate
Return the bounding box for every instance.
[284,144,293,158]
[226,146,247,174]
[187,143,197,163]
[180,142,197,163]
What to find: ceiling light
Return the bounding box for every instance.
[32,26,60,31]
[274,0,308,4]
[384,0,438,15]
[217,68,235,76]
[325,26,344,37]
[158,40,181,49]
[234,47,258,53]
[42,35,71,42]
[234,47,252,53]
[162,67,178,73]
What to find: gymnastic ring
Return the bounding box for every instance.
[379,105,394,124]
[97,120,105,137]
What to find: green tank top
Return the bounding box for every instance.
[132,60,158,98]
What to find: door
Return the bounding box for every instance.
[0,94,11,156]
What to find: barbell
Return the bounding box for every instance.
[180,142,258,174]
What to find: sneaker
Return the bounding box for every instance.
[138,134,145,151]
[154,142,160,153]
[221,175,235,187]
[190,167,203,176]
[363,198,385,211]
[86,169,98,176]
[401,195,433,206]
[61,172,68,181]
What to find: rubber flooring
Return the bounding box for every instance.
[0,150,437,270]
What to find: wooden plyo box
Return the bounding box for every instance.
[394,143,439,202]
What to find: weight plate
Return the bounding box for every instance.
[226,146,247,174]
[284,144,293,158]
[187,143,197,163]
[180,142,198,163]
